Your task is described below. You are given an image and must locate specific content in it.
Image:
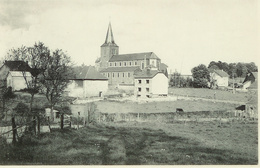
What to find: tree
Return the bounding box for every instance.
[5,42,50,134]
[39,49,74,127]
[191,64,210,88]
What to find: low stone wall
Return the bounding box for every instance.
[97,110,257,123]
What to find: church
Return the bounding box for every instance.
[95,22,168,88]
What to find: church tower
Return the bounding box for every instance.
[100,22,119,69]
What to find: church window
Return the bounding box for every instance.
[129,62,131,66]
[118,73,119,77]
[141,63,144,69]
[123,73,124,77]
[135,62,137,65]
[120,62,122,66]
[128,73,130,77]
[124,62,126,66]
[113,73,114,77]
[115,63,117,66]
[108,73,110,77]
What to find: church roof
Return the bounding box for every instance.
[134,70,164,79]
[100,66,141,72]
[101,22,118,47]
[72,66,107,80]
[109,52,160,62]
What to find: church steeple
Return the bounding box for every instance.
[99,22,119,69]
[102,22,118,47]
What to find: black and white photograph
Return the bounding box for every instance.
[0,0,258,165]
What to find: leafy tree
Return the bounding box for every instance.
[191,64,210,88]
[39,49,74,126]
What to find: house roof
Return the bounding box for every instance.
[8,71,32,77]
[213,70,229,77]
[109,52,160,62]
[72,66,107,80]
[100,66,141,72]
[134,70,164,79]
[160,63,168,69]
[2,61,31,72]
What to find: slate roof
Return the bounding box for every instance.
[101,22,118,47]
[72,66,107,80]
[109,52,160,62]
[100,66,141,72]
[2,61,31,72]
[134,70,163,79]
[213,70,229,77]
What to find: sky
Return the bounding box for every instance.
[0,0,259,75]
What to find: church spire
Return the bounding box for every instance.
[104,22,115,44]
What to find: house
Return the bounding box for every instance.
[96,22,167,87]
[66,66,108,98]
[6,71,32,91]
[210,69,229,88]
[134,69,168,98]
[0,61,32,90]
[243,72,258,91]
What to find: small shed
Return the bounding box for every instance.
[210,69,229,88]
[6,71,32,91]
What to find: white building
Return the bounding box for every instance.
[210,69,229,88]
[6,71,32,91]
[134,69,168,98]
[66,66,108,98]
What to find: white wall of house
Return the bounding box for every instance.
[66,80,84,97]
[83,80,108,97]
[6,72,32,91]
[243,81,251,90]
[134,73,168,98]
[151,73,168,95]
[211,73,228,87]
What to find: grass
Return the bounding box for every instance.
[168,87,253,102]
[0,120,257,165]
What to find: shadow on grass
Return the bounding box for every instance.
[0,125,257,165]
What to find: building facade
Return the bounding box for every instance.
[134,69,168,98]
[96,23,167,87]
[210,69,229,88]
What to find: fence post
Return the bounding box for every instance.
[77,112,80,130]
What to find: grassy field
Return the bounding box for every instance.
[168,88,253,102]
[0,120,257,165]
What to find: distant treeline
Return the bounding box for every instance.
[208,61,257,78]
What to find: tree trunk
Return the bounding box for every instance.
[60,113,64,129]
[11,117,17,144]
[37,116,41,135]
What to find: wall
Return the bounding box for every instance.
[134,78,151,98]
[103,71,135,85]
[84,80,108,97]
[100,45,119,68]
[7,74,32,91]
[151,73,168,95]
[212,73,228,87]
[66,80,84,97]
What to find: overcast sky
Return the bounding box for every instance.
[0,0,259,74]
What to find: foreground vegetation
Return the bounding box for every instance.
[0,120,257,165]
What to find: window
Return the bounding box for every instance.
[123,73,124,77]
[129,62,131,66]
[138,87,141,92]
[138,80,141,84]
[120,62,122,66]
[124,62,126,66]
[146,88,149,92]
[128,73,130,77]
[113,73,114,77]
[108,73,110,77]
[141,63,144,69]
[146,80,149,84]
[118,73,119,77]
[110,63,112,67]
[115,63,117,66]
[135,61,137,65]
